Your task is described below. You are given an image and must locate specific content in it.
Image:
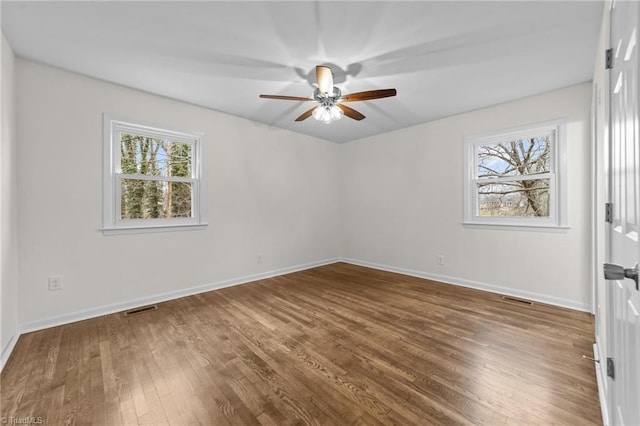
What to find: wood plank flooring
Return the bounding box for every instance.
[1,262,601,425]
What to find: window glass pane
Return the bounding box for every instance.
[477,136,550,178]
[477,179,550,217]
[167,181,193,218]
[120,179,192,219]
[120,133,192,178]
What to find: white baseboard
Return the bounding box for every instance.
[594,338,610,426]
[340,257,592,312]
[0,257,339,373]
[18,257,340,334]
[1,256,591,373]
[0,332,19,372]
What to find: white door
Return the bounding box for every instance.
[607,1,640,424]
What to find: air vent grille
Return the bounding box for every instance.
[501,296,534,306]
[123,305,158,317]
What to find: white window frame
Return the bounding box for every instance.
[103,114,206,235]
[463,119,568,230]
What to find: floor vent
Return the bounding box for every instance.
[501,296,534,305]
[123,305,158,317]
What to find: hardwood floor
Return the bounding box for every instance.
[1,263,601,425]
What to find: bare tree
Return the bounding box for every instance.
[476,137,550,217]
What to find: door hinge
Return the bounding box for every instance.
[606,48,613,69]
[605,202,613,223]
[607,357,615,379]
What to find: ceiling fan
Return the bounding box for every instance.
[259,66,397,124]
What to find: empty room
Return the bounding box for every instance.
[1,1,638,425]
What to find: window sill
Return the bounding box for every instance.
[102,223,208,236]
[462,222,569,233]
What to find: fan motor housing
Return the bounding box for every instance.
[313,87,342,106]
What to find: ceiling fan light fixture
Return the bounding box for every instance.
[312,106,325,121]
[313,104,343,123]
[330,104,343,121]
[311,86,343,123]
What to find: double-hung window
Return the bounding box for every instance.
[103,116,206,234]
[464,120,567,229]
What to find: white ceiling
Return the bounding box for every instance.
[2,1,603,143]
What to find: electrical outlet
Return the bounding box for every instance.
[257,254,264,264]
[436,255,445,266]
[48,275,63,291]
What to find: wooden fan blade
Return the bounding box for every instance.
[337,104,365,121]
[341,89,397,102]
[259,94,313,101]
[316,66,334,95]
[295,106,318,122]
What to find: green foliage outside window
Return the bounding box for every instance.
[120,134,193,219]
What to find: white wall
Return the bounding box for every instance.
[341,83,593,310]
[16,60,340,326]
[1,35,19,363]
[12,57,594,332]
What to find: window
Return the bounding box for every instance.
[463,120,567,229]
[103,115,206,234]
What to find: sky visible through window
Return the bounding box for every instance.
[476,136,550,217]
[477,137,549,178]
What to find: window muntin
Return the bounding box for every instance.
[104,116,205,234]
[464,121,566,229]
